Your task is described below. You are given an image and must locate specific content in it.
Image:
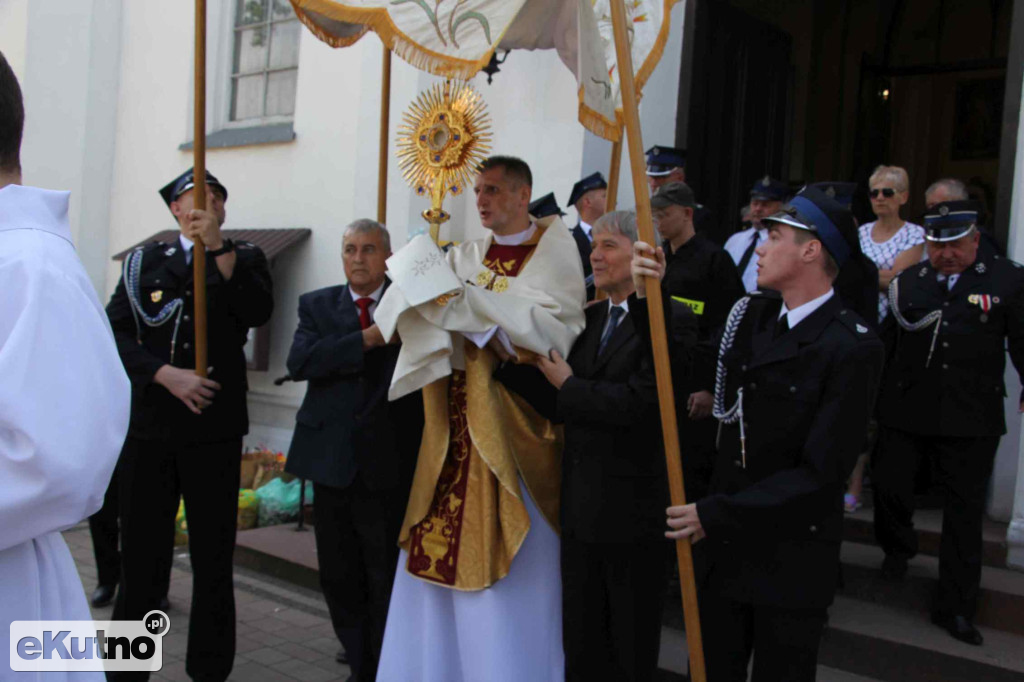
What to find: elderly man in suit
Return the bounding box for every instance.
[537,210,697,681]
[285,219,424,682]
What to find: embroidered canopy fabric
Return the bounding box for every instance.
[289,0,680,140]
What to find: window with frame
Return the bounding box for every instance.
[231,0,300,122]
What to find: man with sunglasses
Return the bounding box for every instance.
[873,201,1024,646]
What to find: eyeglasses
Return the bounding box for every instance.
[869,188,896,199]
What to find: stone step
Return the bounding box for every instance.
[839,541,1024,635]
[843,507,1009,569]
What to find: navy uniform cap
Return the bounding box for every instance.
[158,168,229,212]
[923,200,979,242]
[764,186,856,268]
[567,172,607,207]
[750,175,789,202]
[529,192,566,219]
[645,145,686,176]
[808,181,857,210]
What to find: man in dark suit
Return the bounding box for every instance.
[873,201,1024,646]
[285,219,424,682]
[537,210,697,681]
[659,187,885,681]
[567,172,608,301]
[107,168,274,682]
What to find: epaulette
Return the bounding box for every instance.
[836,308,874,338]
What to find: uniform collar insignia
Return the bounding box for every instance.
[164,246,177,257]
[856,323,868,333]
[975,262,986,274]
[919,266,928,277]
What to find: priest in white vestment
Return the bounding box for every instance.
[374,157,585,681]
[0,52,131,681]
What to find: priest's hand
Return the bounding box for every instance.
[631,241,666,299]
[687,390,713,419]
[185,208,224,250]
[537,349,573,389]
[154,365,222,415]
[666,503,705,543]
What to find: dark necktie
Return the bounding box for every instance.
[774,313,790,339]
[598,306,625,356]
[355,297,374,330]
[736,230,760,277]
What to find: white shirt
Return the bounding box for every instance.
[0,184,131,680]
[937,273,960,291]
[601,298,630,337]
[578,220,593,243]
[179,233,195,264]
[349,281,385,321]
[779,288,835,330]
[724,226,767,292]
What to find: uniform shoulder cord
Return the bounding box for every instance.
[713,296,751,467]
[123,248,186,364]
[887,277,942,368]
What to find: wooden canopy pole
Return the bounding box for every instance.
[609,1,705,679]
[192,0,209,378]
[377,45,392,224]
[605,127,624,211]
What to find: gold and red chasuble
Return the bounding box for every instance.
[402,235,563,590]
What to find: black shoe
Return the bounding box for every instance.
[335,648,348,665]
[90,584,116,608]
[159,596,171,612]
[880,555,908,581]
[931,612,983,646]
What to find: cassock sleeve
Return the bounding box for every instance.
[0,240,130,551]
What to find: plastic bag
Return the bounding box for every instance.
[237,489,259,531]
[255,478,313,527]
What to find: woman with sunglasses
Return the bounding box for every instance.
[847,166,925,513]
[859,165,926,322]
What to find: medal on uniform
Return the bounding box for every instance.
[151,290,163,303]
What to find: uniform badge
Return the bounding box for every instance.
[856,323,868,333]
[939,205,949,216]
[968,294,993,312]
[164,247,177,257]
[919,267,927,277]
[825,186,836,198]
[151,290,163,303]
[975,262,987,274]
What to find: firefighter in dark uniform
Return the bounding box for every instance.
[873,200,1024,646]
[651,181,744,501]
[107,168,274,681]
[566,172,609,301]
[530,190,593,298]
[660,186,885,681]
[645,145,714,236]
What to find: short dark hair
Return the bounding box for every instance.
[478,155,532,189]
[0,51,24,175]
[792,228,839,280]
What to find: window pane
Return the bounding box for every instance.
[232,74,266,121]
[233,27,269,75]
[265,69,298,117]
[236,0,268,27]
[272,0,296,20]
[269,20,300,70]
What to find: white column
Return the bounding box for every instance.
[1005,68,1024,570]
[19,0,123,299]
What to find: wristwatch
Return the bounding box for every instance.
[208,239,235,257]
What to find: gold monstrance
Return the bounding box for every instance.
[396,80,492,244]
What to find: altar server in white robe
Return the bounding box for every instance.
[0,51,131,681]
[375,156,585,682]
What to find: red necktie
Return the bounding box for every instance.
[355,297,374,330]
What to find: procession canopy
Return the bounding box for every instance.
[289,0,681,141]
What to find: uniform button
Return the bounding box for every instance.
[183,315,190,321]
[840,310,847,316]
[154,279,161,284]
[942,321,948,327]
[183,342,191,350]
[789,386,797,393]
[749,382,757,390]
[186,291,192,297]
[741,364,748,371]
[810,525,818,533]
[734,460,742,467]
[942,363,948,369]
[942,342,949,348]
[943,302,950,307]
